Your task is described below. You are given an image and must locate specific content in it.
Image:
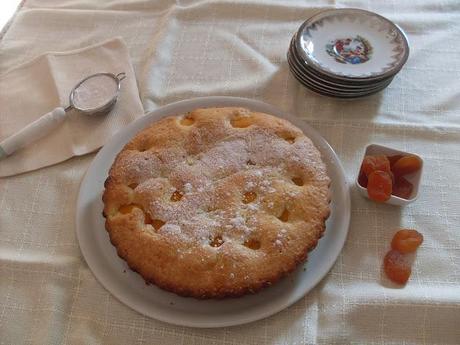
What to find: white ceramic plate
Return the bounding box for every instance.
[296,8,409,80]
[289,37,394,90]
[288,51,392,96]
[287,55,391,99]
[76,96,350,328]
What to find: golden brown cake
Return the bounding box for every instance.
[102,107,330,298]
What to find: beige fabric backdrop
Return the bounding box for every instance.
[1,0,460,344]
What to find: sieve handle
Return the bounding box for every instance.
[0,107,67,160]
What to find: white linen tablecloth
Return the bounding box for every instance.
[1,1,459,344]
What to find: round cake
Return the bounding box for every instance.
[102,107,331,298]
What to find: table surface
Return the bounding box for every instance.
[1,1,459,344]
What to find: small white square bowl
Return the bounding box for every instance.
[356,144,423,206]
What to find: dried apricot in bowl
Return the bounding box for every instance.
[392,177,413,199]
[367,170,392,202]
[361,155,391,176]
[392,155,422,178]
[358,170,368,188]
[384,250,412,285]
[391,229,423,254]
[388,154,404,168]
[357,145,423,205]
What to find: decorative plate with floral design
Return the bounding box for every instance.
[295,8,409,80]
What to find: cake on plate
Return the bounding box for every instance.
[102,107,330,298]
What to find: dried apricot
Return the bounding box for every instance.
[388,154,404,169]
[358,170,368,188]
[391,229,423,253]
[384,250,411,284]
[170,190,183,202]
[242,191,257,204]
[361,155,391,176]
[393,177,413,199]
[392,155,422,178]
[367,170,392,202]
[388,170,395,185]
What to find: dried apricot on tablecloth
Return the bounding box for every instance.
[391,229,423,254]
[384,250,412,284]
[361,155,391,176]
[367,170,392,202]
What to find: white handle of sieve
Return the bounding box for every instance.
[0,107,67,160]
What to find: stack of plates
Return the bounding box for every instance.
[287,8,410,98]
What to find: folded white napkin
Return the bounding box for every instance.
[0,37,144,177]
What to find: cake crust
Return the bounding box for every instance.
[102,107,330,298]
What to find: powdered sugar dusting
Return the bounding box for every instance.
[234,108,251,117]
[246,204,259,211]
[245,181,256,191]
[183,183,193,194]
[110,108,329,250]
